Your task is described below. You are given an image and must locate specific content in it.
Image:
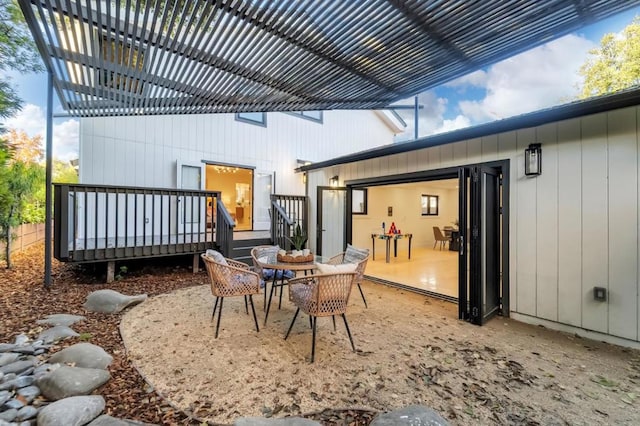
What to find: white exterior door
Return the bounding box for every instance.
[318,187,346,256]
[254,170,274,231]
[176,161,205,234]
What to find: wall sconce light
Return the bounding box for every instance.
[302,172,307,184]
[330,175,339,187]
[525,143,542,177]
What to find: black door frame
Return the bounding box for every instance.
[316,186,347,256]
[344,160,510,321]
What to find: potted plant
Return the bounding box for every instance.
[287,224,308,254]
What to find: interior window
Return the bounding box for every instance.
[352,188,367,214]
[421,194,439,216]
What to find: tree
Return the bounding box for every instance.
[0,0,44,121]
[579,17,640,99]
[0,131,45,267]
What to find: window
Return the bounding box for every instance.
[235,112,267,127]
[286,110,323,123]
[421,194,439,216]
[352,188,367,214]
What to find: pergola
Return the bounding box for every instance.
[17,0,640,284]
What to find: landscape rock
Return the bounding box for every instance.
[37,314,86,327]
[37,325,80,344]
[234,418,321,426]
[0,408,17,422]
[49,343,113,370]
[15,405,38,421]
[17,385,41,403]
[33,363,59,379]
[0,344,16,353]
[11,346,35,355]
[37,365,110,400]
[13,335,29,346]
[88,414,157,425]
[0,375,35,391]
[370,405,449,426]
[84,290,148,313]
[0,360,35,376]
[0,390,10,405]
[37,395,105,426]
[3,398,25,410]
[0,353,19,367]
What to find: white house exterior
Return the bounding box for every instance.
[304,95,640,348]
[79,109,403,230]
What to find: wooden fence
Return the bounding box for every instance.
[0,223,46,258]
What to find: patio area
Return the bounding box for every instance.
[120,281,640,425]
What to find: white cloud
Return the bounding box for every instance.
[4,104,45,136]
[3,103,79,161]
[457,34,596,123]
[435,115,471,134]
[445,70,489,88]
[52,119,80,161]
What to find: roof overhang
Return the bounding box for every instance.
[298,87,640,172]
[19,0,640,117]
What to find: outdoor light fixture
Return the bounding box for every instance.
[330,175,339,187]
[525,143,542,176]
[302,172,307,184]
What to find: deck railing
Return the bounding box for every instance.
[53,184,233,262]
[270,194,308,250]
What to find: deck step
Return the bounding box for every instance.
[229,237,273,264]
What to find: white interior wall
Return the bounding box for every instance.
[307,105,640,345]
[351,184,458,250]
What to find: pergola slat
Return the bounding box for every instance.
[18,0,640,117]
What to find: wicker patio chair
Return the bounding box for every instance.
[284,272,357,362]
[251,245,295,324]
[326,247,370,308]
[201,252,261,338]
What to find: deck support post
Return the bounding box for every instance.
[193,254,200,273]
[106,261,115,283]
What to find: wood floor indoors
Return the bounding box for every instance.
[365,246,458,299]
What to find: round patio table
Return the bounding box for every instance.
[256,255,327,325]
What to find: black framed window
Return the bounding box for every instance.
[235,112,267,127]
[352,188,367,214]
[421,194,439,216]
[286,110,323,123]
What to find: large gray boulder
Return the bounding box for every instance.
[37,314,86,327]
[37,365,111,401]
[49,343,113,370]
[37,395,105,426]
[84,290,147,313]
[37,325,80,344]
[370,405,449,426]
[234,419,321,426]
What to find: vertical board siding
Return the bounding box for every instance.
[80,110,397,193]
[581,114,609,334]
[306,106,640,343]
[515,127,538,316]
[535,124,559,322]
[557,120,583,327]
[607,108,638,340]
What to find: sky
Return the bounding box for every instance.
[2,6,640,160]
